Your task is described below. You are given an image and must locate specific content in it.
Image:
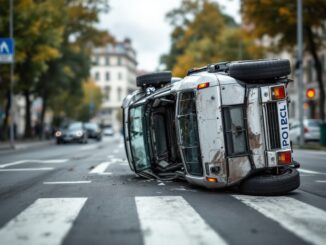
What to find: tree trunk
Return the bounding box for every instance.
[24,90,33,138]
[1,91,10,140]
[306,26,325,122]
[40,94,47,140]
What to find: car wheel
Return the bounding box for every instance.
[136,71,172,88]
[239,167,300,196]
[228,59,290,82]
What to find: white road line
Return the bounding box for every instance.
[0,198,87,245]
[0,159,68,168]
[0,167,54,172]
[89,162,112,175]
[135,196,228,245]
[316,180,326,183]
[298,169,326,175]
[43,181,91,185]
[233,195,326,245]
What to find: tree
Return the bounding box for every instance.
[241,0,326,121]
[161,0,263,77]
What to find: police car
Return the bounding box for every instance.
[122,59,300,195]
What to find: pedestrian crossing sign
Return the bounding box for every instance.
[0,38,14,63]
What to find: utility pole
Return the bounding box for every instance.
[9,0,15,149]
[297,0,304,147]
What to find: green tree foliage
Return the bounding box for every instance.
[161,0,263,77]
[241,0,326,121]
[0,0,112,139]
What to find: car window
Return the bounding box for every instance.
[85,123,98,130]
[308,120,321,127]
[129,105,151,171]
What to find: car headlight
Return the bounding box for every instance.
[75,130,83,137]
[55,131,62,137]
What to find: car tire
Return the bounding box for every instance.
[239,167,300,196]
[228,59,291,82]
[136,71,172,88]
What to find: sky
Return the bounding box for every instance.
[99,0,240,71]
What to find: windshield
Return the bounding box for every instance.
[129,105,151,171]
[178,91,203,176]
[63,122,82,131]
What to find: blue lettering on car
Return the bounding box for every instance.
[279,103,289,147]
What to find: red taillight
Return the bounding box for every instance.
[197,82,209,90]
[271,86,286,100]
[277,151,292,165]
[304,127,309,133]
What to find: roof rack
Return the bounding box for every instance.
[187,61,230,76]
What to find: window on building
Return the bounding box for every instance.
[95,72,100,81]
[106,72,110,81]
[117,57,122,66]
[118,72,122,80]
[117,87,122,101]
[105,56,110,65]
[104,86,111,101]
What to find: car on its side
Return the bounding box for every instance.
[55,122,88,144]
[122,59,300,196]
[85,122,102,141]
[290,119,322,144]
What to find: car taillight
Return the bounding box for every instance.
[277,151,292,165]
[206,177,218,183]
[271,86,286,100]
[197,82,209,90]
[304,127,309,133]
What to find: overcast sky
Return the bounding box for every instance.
[99,0,240,71]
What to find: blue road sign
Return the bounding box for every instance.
[0,38,14,63]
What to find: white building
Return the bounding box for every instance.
[91,38,137,131]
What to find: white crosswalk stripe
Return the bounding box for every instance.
[135,196,228,245]
[89,162,113,175]
[233,195,326,245]
[0,198,87,245]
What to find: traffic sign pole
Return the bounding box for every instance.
[9,0,15,148]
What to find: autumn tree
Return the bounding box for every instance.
[161,0,264,77]
[241,0,326,121]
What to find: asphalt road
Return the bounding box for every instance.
[0,136,325,245]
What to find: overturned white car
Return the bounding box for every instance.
[122,59,300,195]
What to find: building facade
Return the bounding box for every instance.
[91,39,137,131]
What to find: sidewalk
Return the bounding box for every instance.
[0,140,53,152]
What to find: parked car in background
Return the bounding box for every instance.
[290,119,322,144]
[85,122,102,141]
[55,122,88,144]
[103,126,114,136]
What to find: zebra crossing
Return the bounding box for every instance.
[0,195,325,245]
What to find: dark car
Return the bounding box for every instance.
[84,122,102,141]
[55,122,88,144]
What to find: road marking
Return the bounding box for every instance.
[0,198,87,245]
[113,149,119,154]
[298,169,326,175]
[107,155,114,159]
[0,167,54,172]
[316,180,326,183]
[135,196,228,245]
[43,181,91,185]
[233,195,326,245]
[80,145,97,151]
[89,162,112,175]
[0,159,68,168]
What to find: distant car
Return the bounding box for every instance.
[290,119,321,144]
[103,127,114,136]
[85,122,102,141]
[55,122,88,144]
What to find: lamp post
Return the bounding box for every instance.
[297,0,304,147]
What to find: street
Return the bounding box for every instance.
[0,137,325,245]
